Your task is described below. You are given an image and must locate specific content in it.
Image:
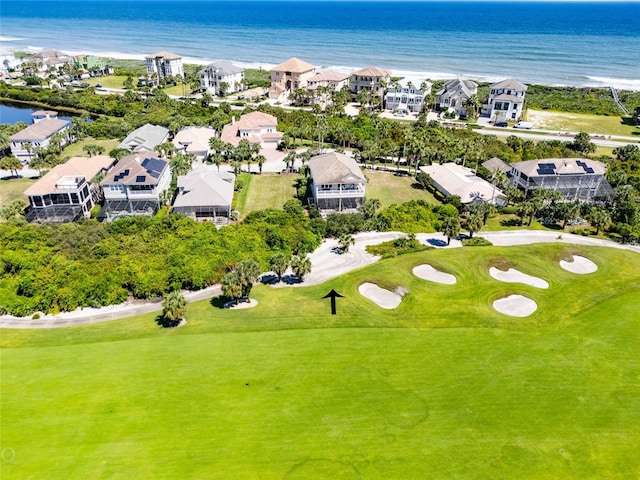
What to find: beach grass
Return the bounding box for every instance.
[1,244,639,478]
[61,138,121,157]
[526,109,639,137]
[364,169,440,207]
[0,176,37,209]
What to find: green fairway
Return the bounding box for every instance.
[1,244,639,478]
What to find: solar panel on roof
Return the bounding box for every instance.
[585,167,594,174]
[136,175,146,183]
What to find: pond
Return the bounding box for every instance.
[0,103,75,125]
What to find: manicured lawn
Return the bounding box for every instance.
[365,169,439,207]
[0,177,37,209]
[235,173,298,218]
[85,76,126,89]
[1,244,639,478]
[62,138,121,157]
[526,109,639,137]
[162,83,190,97]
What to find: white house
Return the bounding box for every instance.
[0,50,21,75]
[173,164,235,224]
[199,60,245,96]
[101,154,171,220]
[482,79,528,123]
[172,126,216,161]
[145,51,183,79]
[349,66,391,94]
[24,155,114,223]
[307,70,351,91]
[385,81,431,114]
[31,50,74,75]
[9,113,70,162]
[308,152,366,214]
[118,124,170,153]
[420,163,506,205]
[435,79,478,117]
[220,111,283,147]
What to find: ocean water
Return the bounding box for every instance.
[1,1,639,89]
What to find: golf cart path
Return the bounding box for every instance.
[1,230,638,329]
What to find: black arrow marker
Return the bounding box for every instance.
[322,289,344,315]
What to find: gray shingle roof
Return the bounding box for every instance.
[174,164,235,208]
[308,152,366,185]
[118,124,169,152]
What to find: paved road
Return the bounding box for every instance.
[1,230,637,329]
[477,127,638,148]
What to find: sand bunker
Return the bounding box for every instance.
[493,295,538,317]
[358,283,405,309]
[489,267,549,289]
[560,255,597,274]
[412,264,457,285]
[224,299,258,309]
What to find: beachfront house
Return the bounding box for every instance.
[420,163,506,205]
[24,155,114,223]
[30,50,75,76]
[269,57,316,100]
[481,79,528,123]
[101,154,171,220]
[349,66,391,95]
[307,70,351,91]
[308,152,366,214]
[509,158,613,202]
[0,50,22,75]
[118,124,170,153]
[9,112,70,163]
[199,61,245,96]
[384,81,431,114]
[220,111,283,147]
[173,164,235,224]
[145,51,183,80]
[74,54,113,76]
[435,79,478,117]
[172,126,217,162]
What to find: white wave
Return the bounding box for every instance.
[0,36,24,42]
[586,76,640,92]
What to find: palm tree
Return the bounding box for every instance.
[517,201,535,226]
[441,217,461,245]
[290,255,312,282]
[463,94,481,119]
[236,259,261,299]
[0,156,23,177]
[338,233,355,253]
[221,271,243,305]
[234,139,251,173]
[361,198,381,220]
[161,291,187,326]
[465,213,483,238]
[269,253,290,282]
[23,142,33,162]
[255,154,267,174]
[210,152,223,172]
[170,153,194,178]
[587,207,611,235]
[157,141,175,159]
[109,148,130,162]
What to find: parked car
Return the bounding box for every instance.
[495,122,508,128]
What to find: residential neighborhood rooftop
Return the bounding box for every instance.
[490,78,528,91]
[271,57,315,73]
[24,156,115,196]
[352,66,391,77]
[174,164,235,208]
[308,152,366,185]
[118,124,169,152]
[102,154,168,186]
[145,51,182,59]
[512,158,607,177]
[9,118,69,141]
[421,162,505,204]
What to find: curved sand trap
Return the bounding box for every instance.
[224,299,258,309]
[413,264,457,285]
[560,255,597,274]
[493,295,538,317]
[489,267,549,289]
[359,283,405,309]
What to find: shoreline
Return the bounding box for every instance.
[5,45,640,92]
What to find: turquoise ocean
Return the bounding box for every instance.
[1,1,639,89]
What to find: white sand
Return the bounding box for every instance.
[224,299,258,309]
[412,264,457,285]
[489,267,549,289]
[358,282,405,309]
[493,295,538,317]
[560,255,598,274]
